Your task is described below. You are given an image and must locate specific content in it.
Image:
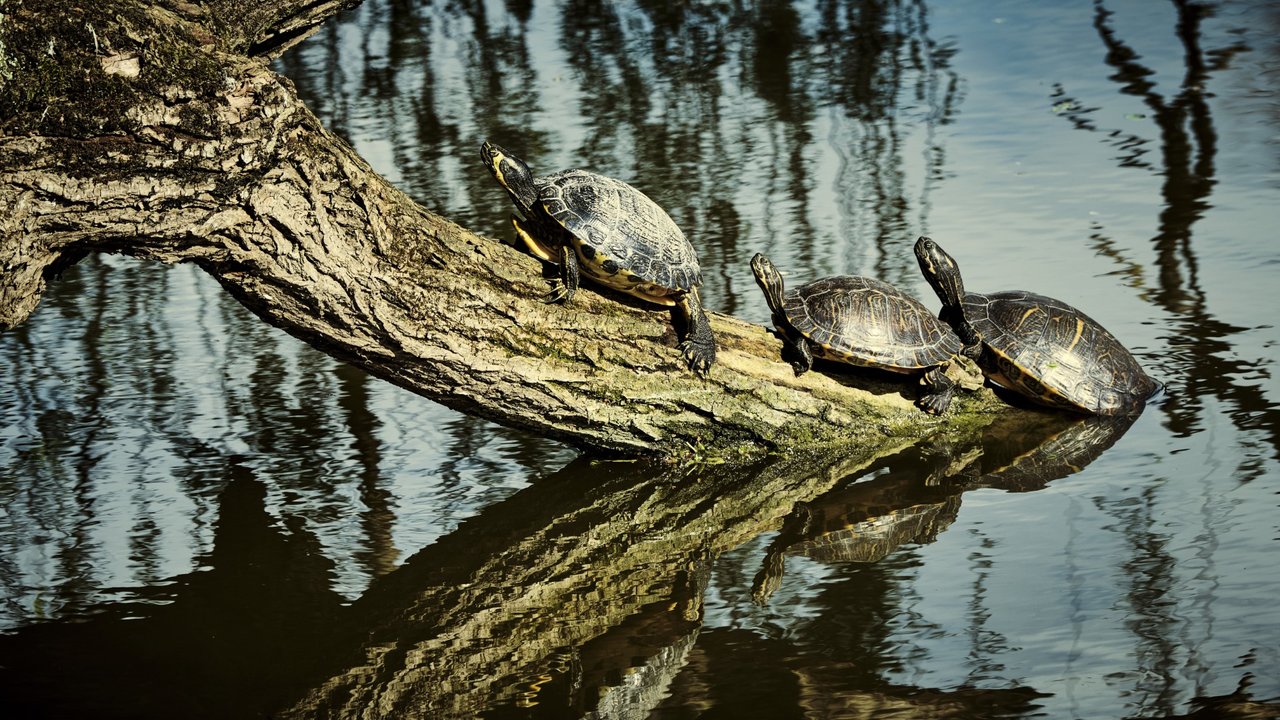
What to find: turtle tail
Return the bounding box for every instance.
[750,253,788,324]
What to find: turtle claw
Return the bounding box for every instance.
[916,368,957,415]
[679,340,714,377]
[675,292,717,377]
[915,389,955,416]
[542,282,574,305]
[916,397,946,416]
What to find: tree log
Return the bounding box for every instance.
[0,0,1010,457]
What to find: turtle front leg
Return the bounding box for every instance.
[676,288,717,376]
[511,215,558,263]
[916,365,958,415]
[782,334,814,376]
[544,245,579,305]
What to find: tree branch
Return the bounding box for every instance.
[0,0,1013,457]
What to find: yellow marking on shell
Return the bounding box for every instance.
[1066,317,1086,353]
[570,239,677,307]
[1014,306,1041,331]
[986,345,1084,410]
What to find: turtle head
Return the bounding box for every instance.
[750,253,784,295]
[914,236,965,310]
[750,253,788,317]
[480,141,538,211]
[749,253,778,285]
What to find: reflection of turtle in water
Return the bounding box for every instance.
[481,142,716,375]
[970,411,1138,493]
[752,444,977,605]
[915,237,1159,415]
[751,253,979,414]
[752,411,1139,605]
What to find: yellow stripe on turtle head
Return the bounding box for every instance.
[489,152,509,183]
[481,141,513,184]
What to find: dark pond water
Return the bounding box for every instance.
[3,0,1280,717]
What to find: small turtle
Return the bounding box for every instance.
[750,253,975,415]
[914,236,1159,415]
[481,142,716,375]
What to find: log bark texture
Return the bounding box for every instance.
[0,0,1008,457]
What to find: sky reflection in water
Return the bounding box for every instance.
[2,0,1279,718]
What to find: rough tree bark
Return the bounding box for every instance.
[0,0,1009,458]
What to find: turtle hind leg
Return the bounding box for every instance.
[916,366,958,415]
[544,245,579,305]
[676,288,717,376]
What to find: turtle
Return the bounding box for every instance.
[480,141,716,375]
[750,252,977,415]
[913,236,1159,416]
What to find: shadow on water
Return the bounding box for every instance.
[14,408,1267,718]
[0,467,348,720]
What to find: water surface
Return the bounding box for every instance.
[2,1,1279,717]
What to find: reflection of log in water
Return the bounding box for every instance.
[570,568,706,719]
[0,410,1151,718]
[282,420,1066,718]
[284,449,871,718]
[753,411,1138,605]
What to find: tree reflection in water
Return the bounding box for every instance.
[277,0,961,309]
[2,0,1279,718]
[5,415,1120,718]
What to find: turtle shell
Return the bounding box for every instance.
[963,290,1157,415]
[537,169,701,296]
[785,276,963,372]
